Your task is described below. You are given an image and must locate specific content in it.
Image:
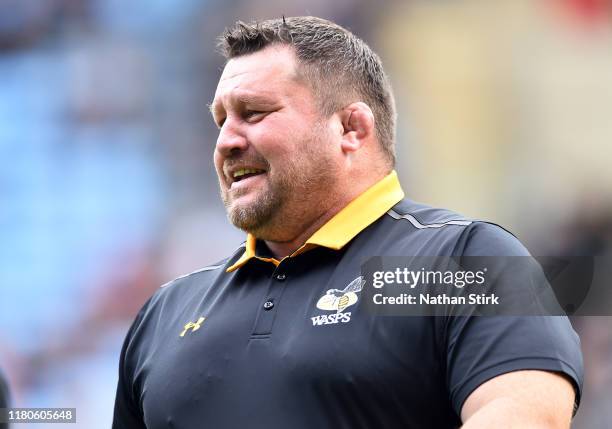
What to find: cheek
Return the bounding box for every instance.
[213,151,224,178]
[249,121,298,158]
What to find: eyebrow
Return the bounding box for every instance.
[208,93,277,118]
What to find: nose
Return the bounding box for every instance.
[215,119,248,157]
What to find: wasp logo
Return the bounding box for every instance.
[316,276,365,313]
[312,277,365,326]
[180,316,206,337]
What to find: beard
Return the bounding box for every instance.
[223,164,286,233]
[220,124,337,240]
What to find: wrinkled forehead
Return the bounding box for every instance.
[214,45,302,100]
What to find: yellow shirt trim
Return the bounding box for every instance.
[226,171,404,272]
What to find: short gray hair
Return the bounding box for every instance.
[218,16,397,166]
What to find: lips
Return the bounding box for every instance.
[232,168,266,182]
[224,164,267,189]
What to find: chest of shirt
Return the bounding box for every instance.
[129,230,471,427]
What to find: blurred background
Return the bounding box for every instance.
[1,0,611,427]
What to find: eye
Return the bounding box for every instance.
[243,110,267,123]
[216,117,226,128]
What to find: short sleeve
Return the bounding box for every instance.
[112,302,151,429]
[445,222,584,417]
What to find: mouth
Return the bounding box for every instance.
[228,167,267,188]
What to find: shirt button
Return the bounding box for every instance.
[263,300,274,310]
[276,273,286,281]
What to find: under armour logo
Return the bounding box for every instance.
[180,317,206,337]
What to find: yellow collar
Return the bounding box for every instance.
[226,170,404,272]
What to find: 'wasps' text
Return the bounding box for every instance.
[311,312,352,326]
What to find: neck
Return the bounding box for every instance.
[263,209,336,259]
[261,170,388,259]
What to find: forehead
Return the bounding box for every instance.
[213,45,303,105]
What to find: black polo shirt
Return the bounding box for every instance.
[113,171,583,429]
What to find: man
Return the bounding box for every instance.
[113,17,583,428]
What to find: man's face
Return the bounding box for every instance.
[211,45,339,239]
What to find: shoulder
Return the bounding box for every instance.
[159,242,245,292]
[388,198,473,229]
[379,198,527,256]
[129,243,245,332]
[159,258,230,291]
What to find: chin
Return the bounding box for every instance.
[229,212,263,233]
[227,202,262,227]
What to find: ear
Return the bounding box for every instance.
[339,102,375,154]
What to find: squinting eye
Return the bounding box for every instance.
[216,117,226,128]
[244,110,266,122]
